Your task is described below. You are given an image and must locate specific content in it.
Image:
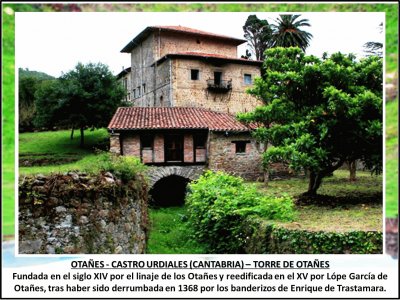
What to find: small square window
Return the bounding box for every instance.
[244,74,252,85]
[191,69,199,80]
[233,141,250,154]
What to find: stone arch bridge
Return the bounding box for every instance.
[147,166,206,188]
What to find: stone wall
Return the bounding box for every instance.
[130,33,156,106]
[147,166,205,188]
[110,133,121,154]
[172,58,262,114]
[18,172,148,254]
[208,131,263,181]
[158,31,238,59]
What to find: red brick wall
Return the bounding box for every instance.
[142,149,153,163]
[154,134,164,163]
[184,134,194,163]
[122,134,140,157]
[195,148,206,162]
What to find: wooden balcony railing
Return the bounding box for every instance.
[206,79,232,93]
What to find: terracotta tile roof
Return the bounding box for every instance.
[151,26,246,43]
[153,52,263,66]
[121,25,246,53]
[108,107,250,132]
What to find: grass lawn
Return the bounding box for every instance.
[19,129,109,175]
[147,206,206,254]
[251,170,383,232]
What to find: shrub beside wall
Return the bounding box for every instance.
[242,219,382,254]
[19,171,149,254]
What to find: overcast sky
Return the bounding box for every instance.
[15,12,384,78]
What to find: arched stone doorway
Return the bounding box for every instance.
[149,175,190,207]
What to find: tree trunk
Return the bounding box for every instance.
[349,160,357,181]
[306,171,323,196]
[263,170,269,186]
[80,127,84,148]
[70,127,74,140]
[263,142,269,186]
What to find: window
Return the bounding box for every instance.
[232,141,250,154]
[194,133,207,149]
[137,86,141,97]
[142,83,146,94]
[244,74,252,85]
[141,135,154,149]
[123,78,128,89]
[191,69,199,80]
[133,88,136,98]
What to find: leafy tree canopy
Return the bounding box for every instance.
[243,15,272,60]
[18,68,55,131]
[243,14,313,61]
[238,47,382,195]
[34,62,126,146]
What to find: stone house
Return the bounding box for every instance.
[120,25,263,114]
[110,26,265,202]
[116,67,132,101]
[108,107,263,182]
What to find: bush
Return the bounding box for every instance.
[242,220,382,254]
[84,152,147,182]
[185,171,295,253]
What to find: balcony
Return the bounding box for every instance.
[206,79,232,93]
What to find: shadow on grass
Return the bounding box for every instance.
[296,192,383,207]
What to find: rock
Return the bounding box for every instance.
[19,240,42,253]
[36,174,46,180]
[114,246,123,254]
[33,179,45,185]
[104,172,114,179]
[46,245,55,254]
[104,177,115,184]
[70,172,80,181]
[64,246,75,253]
[98,210,109,218]
[60,215,72,228]
[47,197,59,206]
[99,220,107,229]
[55,206,67,213]
[70,199,81,208]
[79,216,89,224]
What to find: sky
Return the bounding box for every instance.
[15,12,384,78]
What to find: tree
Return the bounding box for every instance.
[34,62,126,147]
[18,68,54,132]
[363,23,383,58]
[243,15,273,60]
[271,14,313,51]
[239,47,382,196]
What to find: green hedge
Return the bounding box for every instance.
[243,219,382,254]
